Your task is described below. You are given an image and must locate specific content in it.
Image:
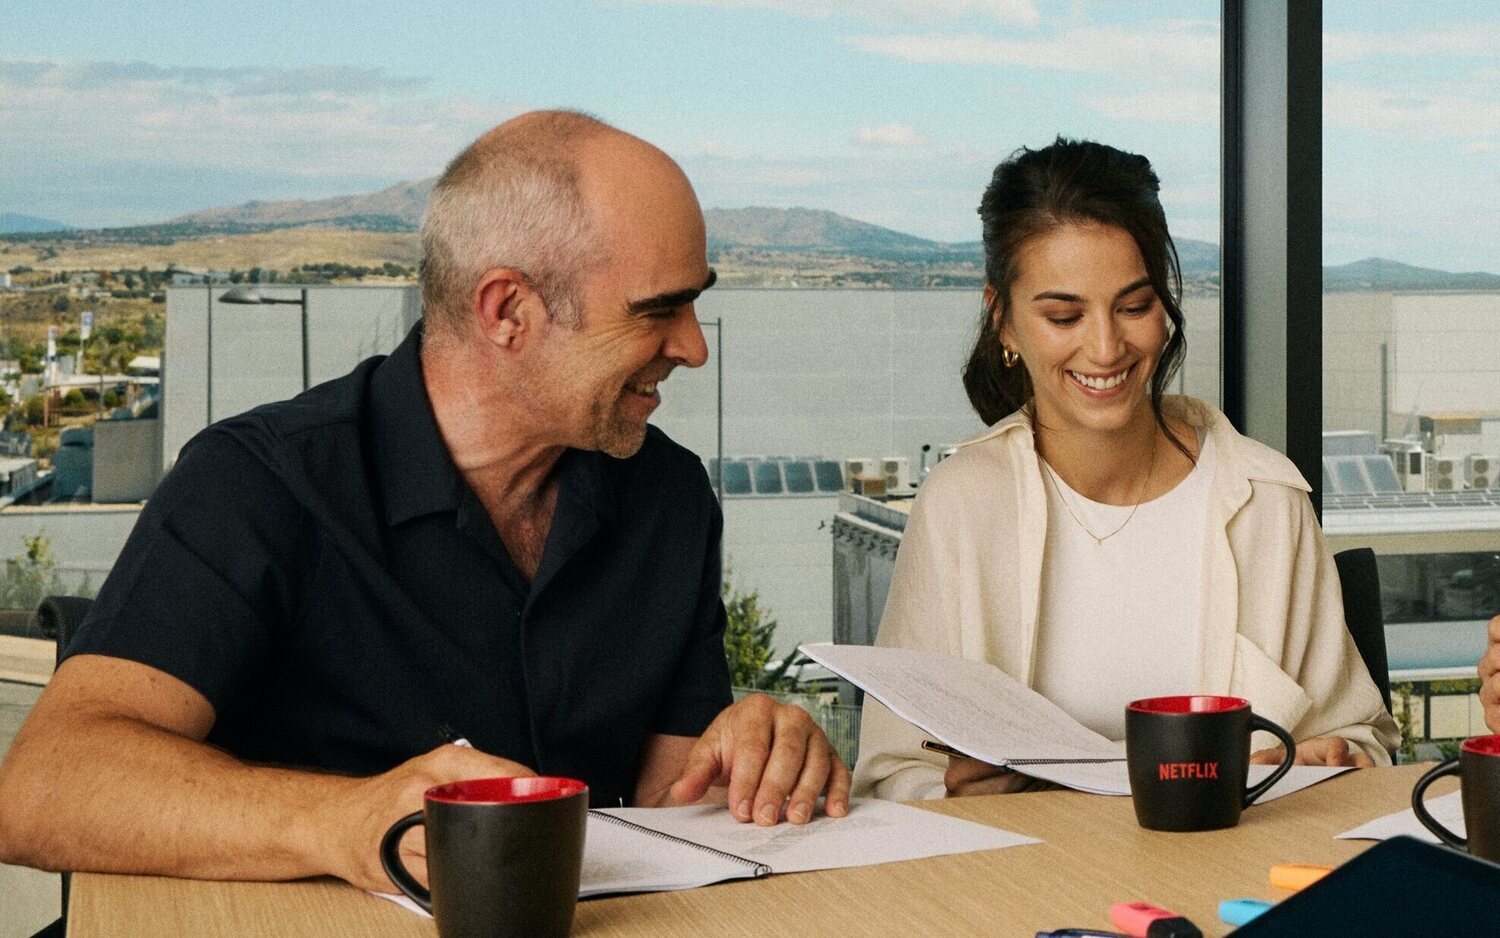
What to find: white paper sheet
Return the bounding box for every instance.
[799,643,1123,763]
[598,797,1037,873]
[1337,790,1464,844]
[801,643,1351,800]
[374,797,1037,916]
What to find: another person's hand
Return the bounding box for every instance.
[1479,615,1500,733]
[318,743,535,892]
[943,756,1059,797]
[1250,735,1374,768]
[667,694,851,826]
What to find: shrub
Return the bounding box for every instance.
[722,567,799,692]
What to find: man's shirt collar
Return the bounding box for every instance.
[368,321,619,531]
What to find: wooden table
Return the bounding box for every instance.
[69,764,1449,937]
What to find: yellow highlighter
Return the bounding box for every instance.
[1269,863,1334,892]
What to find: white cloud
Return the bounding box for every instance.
[1325,82,1500,141]
[0,58,514,182]
[843,19,1218,76]
[853,122,929,148]
[1081,89,1218,126]
[618,0,1041,27]
[1324,27,1500,63]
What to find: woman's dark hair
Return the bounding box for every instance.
[962,137,1188,454]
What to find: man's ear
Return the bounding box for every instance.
[472,268,547,350]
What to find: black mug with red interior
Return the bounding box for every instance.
[381,776,588,938]
[1412,734,1500,862]
[1125,695,1296,832]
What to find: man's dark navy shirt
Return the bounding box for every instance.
[67,322,732,807]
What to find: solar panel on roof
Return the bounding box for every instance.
[813,460,844,492]
[1362,455,1402,493]
[782,460,815,493]
[1334,457,1371,495]
[723,460,752,495]
[752,461,784,494]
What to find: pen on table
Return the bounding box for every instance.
[1035,929,1129,938]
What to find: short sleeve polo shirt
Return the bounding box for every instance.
[66,321,732,808]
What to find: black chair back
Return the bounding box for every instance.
[1333,548,1392,715]
[36,596,94,663]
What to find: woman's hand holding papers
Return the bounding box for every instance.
[1249,735,1374,768]
[943,756,1061,797]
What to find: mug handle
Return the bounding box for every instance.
[1411,759,1467,851]
[1242,714,1297,807]
[379,811,432,913]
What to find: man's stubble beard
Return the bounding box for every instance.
[591,397,649,459]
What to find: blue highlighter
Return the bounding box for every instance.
[1218,898,1272,927]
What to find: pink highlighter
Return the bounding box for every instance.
[1109,901,1203,938]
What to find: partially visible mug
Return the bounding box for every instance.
[1126,695,1296,832]
[381,776,588,938]
[1412,734,1500,862]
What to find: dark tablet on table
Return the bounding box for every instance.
[1232,835,1500,934]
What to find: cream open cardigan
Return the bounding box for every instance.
[852,396,1400,801]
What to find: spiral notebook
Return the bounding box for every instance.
[583,798,1036,896]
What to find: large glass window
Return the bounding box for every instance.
[1322,2,1500,690]
[0,2,1222,658]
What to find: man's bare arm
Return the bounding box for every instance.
[0,654,532,891]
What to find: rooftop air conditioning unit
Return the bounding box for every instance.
[842,457,875,493]
[881,457,910,494]
[1382,440,1425,493]
[1426,455,1460,491]
[1467,454,1499,490]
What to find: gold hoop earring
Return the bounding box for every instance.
[1002,347,1019,368]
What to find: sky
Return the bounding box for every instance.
[1,0,1497,270]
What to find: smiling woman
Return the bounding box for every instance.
[851,137,1400,803]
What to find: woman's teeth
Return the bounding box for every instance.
[1068,367,1130,391]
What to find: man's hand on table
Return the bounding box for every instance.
[942,756,1061,796]
[1479,614,1500,733]
[665,694,851,825]
[321,744,534,893]
[1250,735,1374,768]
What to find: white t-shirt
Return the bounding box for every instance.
[1032,430,1217,740]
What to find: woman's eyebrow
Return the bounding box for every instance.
[1030,277,1153,304]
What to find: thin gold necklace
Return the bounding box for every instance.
[1040,432,1158,545]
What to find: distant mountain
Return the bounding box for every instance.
[167,179,434,231]
[704,206,975,261]
[1324,257,1500,292]
[0,212,71,234]
[1174,238,1219,280]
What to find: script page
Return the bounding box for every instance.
[597,798,1037,873]
[1337,790,1464,843]
[800,643,1122,763]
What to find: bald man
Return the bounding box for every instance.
[0,112,849,893]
